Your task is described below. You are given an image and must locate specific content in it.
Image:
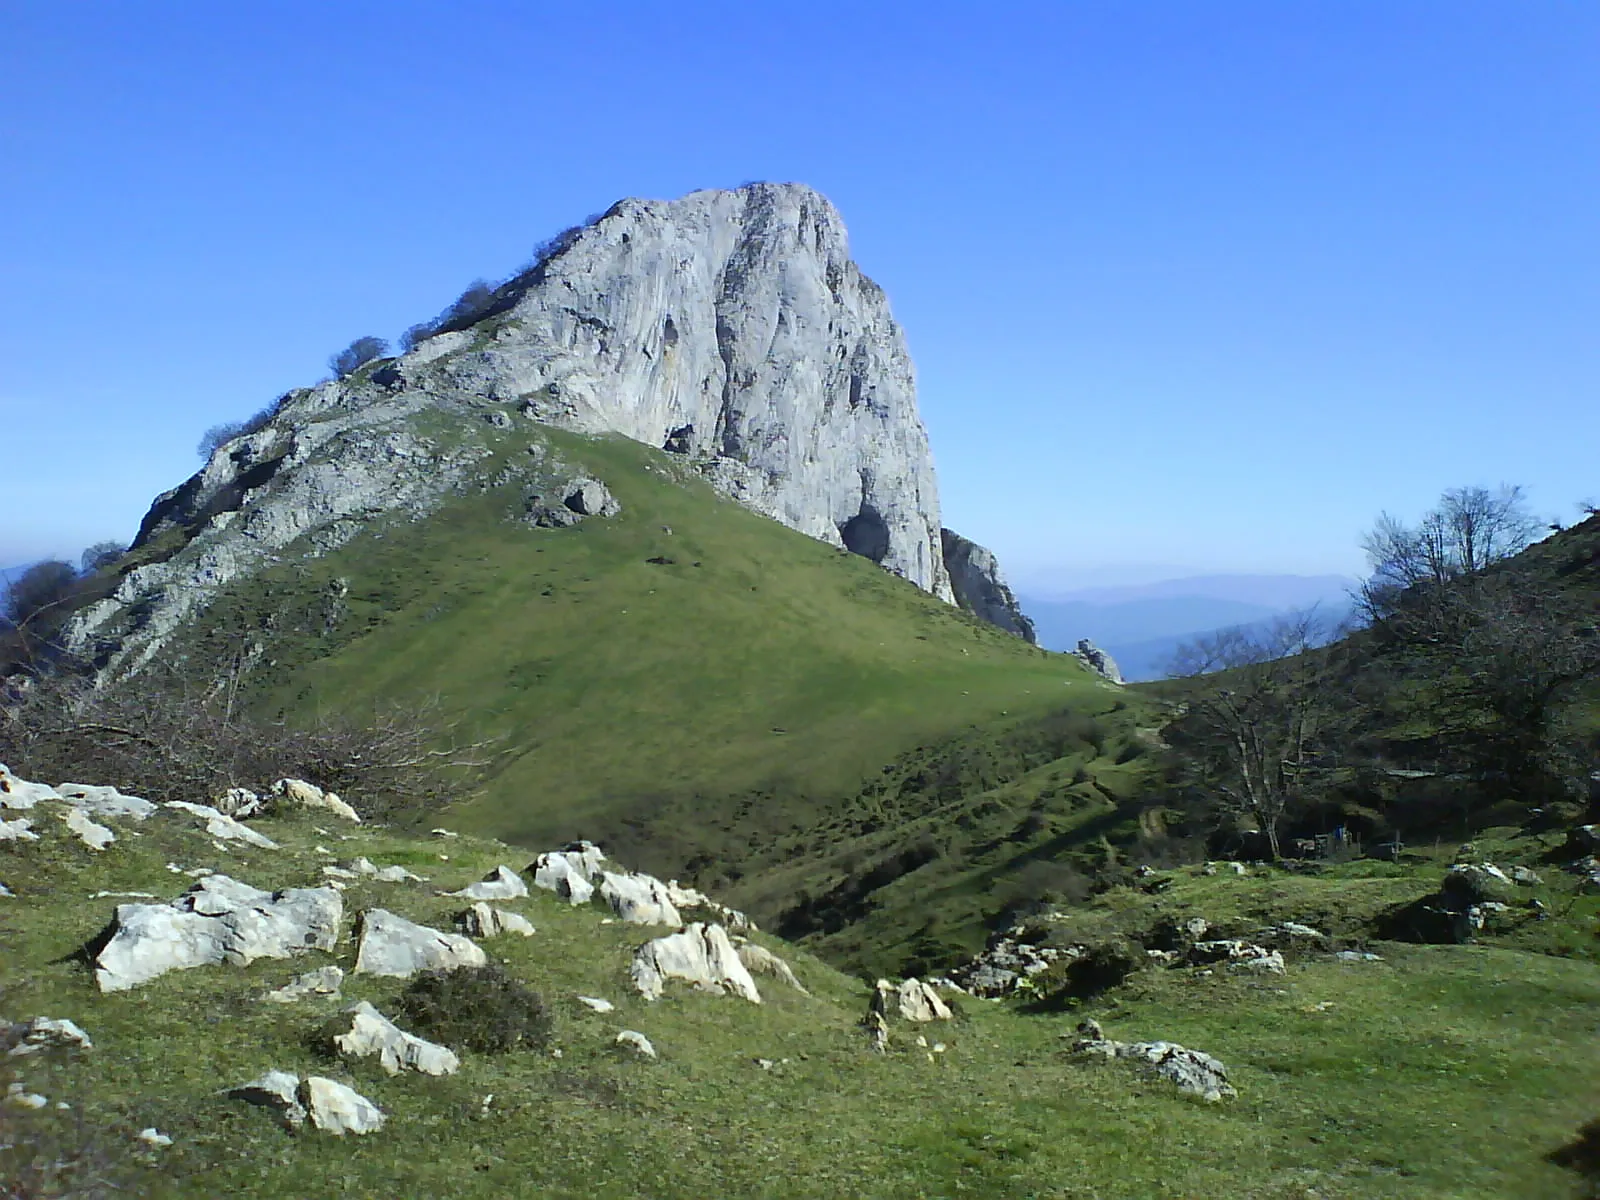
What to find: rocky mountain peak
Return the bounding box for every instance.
[68,183,1041,673]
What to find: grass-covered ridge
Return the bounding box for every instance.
[159,420,1157,967]
[3,797,1597,1197]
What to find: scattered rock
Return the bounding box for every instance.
[1190,941,1285,974]
[446,865,529,901]
[353,908,488,978]
[59,806,116,851]
[864,1009,890,1053]
[1510,866,1543,886]
[5,1082,49,1110]
[530,844,602,904]
[733,939,808,994]
[302,1076,385,1135]
[631,923,761,1003]
[56,782,157,822]
[1073,1035,1237,1102]
[228,1070,306,1129]
[458,901,535,938]
[663,880,755,930]
[94,875,343,992]
[564,478,620,518]
[576,996,614,1013]
[162,801,279,849]
[263,966,345,1004]
[271,778,361,823]
[351,857,426,883]
[615,1030,656,1058]
[1565,825,1600,856]
[1072,639,1123,684]
[1228,862,1248,876]
[0,816,39,843]
[3,1017,93,1058]
[332,1001,460,1076]
[598,871,683,925]
[1334,950,1384,963]
[0,765,61,810]
[951,932,1071,997]
[213,788,263,819]
[874,978,952,1023]
[136,1128,173,1148]
[1443,863,1515,903]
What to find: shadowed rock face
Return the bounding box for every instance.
[940,529,1036,643]
[67,183,1051,675]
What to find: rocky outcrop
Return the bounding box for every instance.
[444,865,529,902]
[458,901,535,938]
[162,801,279,849]
[331,1002,459,1076]
[262,965,345,1003]
[3,1017,93,1058]
[873,978,951,1023]
[65,183,1059,676]
[353,909,488,978]
[1072,1025,1236,1102]
[229,1071,385,1135]
[271,778,360,823]
[1072,639,1123,684]
[93,875,343,992]
[940,530,1035,642]
[631,923,761,1003]
[598,871,683,925]
[733,939,808,995]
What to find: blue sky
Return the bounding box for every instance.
[2,3,1595,588]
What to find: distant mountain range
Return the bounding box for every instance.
[1020,574,1359,681]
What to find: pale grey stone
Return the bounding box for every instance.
[563,477,620,517]
[734,940,808,994]
[615,1030,657,1058]
[262,965,345,1003]
[1073,639,1124,684]
[60,807,116,851]
[3,1017,93,1058]
[0,766,62,811]
[94,876,342,992]
[576,995,614,1013]
[940,529,1035,641]
[0,817,38,843]
[228,1070,306,1129]
[271,778,360,823]
[1510,866,1543,886]
[332,1001,459,1076]
[136,1128,173,1148]
[458,901,534,938]
[213,788,262,818]
[1074,1037,1237,1102]
[531,844,604,904]
[162,801,278,849]
[873,978,951,1023]
[598,871,682,925]
[302,1076,385,1135]
[446,865,529,901]
[55,783,157,821]
[353,908,487,978]
[631,922,761,1003]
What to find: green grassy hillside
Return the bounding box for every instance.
[4,800,1596,1197]
[158,421,1158,970]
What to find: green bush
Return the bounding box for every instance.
[397,964,552,1054]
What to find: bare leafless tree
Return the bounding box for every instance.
[1167,611,1342,859]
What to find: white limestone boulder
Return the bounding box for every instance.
[56,783,157,821]
[615,1030,657,1058]
[458,902,534,938]
[0,817,38,843]
[353,909,487,978]
[271,778,361,823]
[302,1075,385,1135]
[332,1001,459,1076]
[263,965,345,1004]
[530,849,598,904]
[60,807,116,851]
[162,801,278,849]
[227,1070,306,1129]
[631,922,760,1003]
[0,765,61,810]
[598,871,682,925]
[874,978,951,1023]
[446,865,529,901]
[734,939,808,995]
[1074,1034,1237,1102]
[93,875,342,992]
[213,788,263,818]
[3,1017,93,1058]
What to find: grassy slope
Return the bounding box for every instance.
[170,424,1155,968]
[3,807,1596,1198]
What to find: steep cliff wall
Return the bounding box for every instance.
[67,184,987,673]
[941,530,1036,643]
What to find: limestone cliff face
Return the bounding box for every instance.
[68,183,993,673]
[940,530,1036,643]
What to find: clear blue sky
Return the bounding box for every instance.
[3,3,1595,589]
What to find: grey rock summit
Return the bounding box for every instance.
[67,182,1037,673]
[940,529,1036,642]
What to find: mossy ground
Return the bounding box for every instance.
[3,806,1596,1198]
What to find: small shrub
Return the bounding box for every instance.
[329,335,390,380]
[397,964,551,1054]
